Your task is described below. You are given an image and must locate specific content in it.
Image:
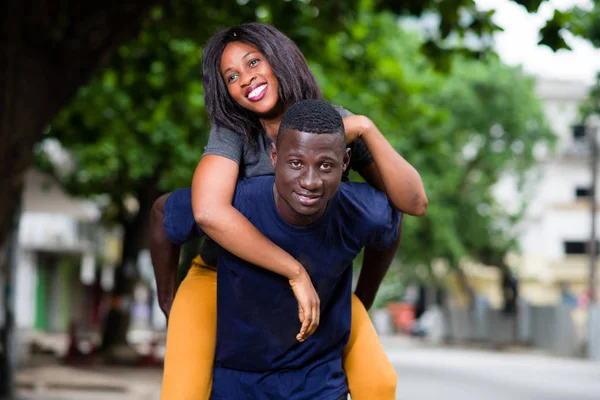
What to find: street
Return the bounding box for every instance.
[384,337,600,400]
[17,337,600,399]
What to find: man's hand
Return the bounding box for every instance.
[343,115,373,144]
[289,268,320,342]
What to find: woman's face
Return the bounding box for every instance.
[220,41,281,118]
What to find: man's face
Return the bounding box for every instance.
[270,129,350,226]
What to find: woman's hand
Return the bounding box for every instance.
[289,267,320,342]
[343,115,373,144]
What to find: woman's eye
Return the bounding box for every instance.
[249,58,260,67]
[227,73,238,83]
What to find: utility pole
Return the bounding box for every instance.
[589,120,598,305]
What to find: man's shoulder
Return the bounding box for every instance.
[336,182,397,225]
[232,176,274,210]
[235,175,274,191]
[338,182,387,208]
[336,182,401,249]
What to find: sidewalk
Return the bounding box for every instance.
[16,365,162,400]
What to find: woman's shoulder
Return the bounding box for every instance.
[332,105,354,118]
[209,123,244,140]
[204,123,245,164]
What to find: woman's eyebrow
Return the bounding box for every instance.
[222,52,258,75]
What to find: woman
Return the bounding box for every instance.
[156,23,427,399]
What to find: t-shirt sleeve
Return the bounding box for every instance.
[364,208,401,251]
[343,183,401,251]
[163,187,205,245]
[334,106,374,173]
[202,123,245,164]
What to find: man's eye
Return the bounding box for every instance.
[290,161,302,168]
[320,163,332,171]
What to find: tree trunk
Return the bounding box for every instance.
[0,0,163,391]
[500,264,518,314]
[101,180,159,353]
[0,0,163,252]
[454,266,475,309]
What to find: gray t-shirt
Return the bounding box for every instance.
[203,106,374,180]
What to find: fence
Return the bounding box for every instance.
[375,301,600,361]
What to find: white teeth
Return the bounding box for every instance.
[248,84,267,98]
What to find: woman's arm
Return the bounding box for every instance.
[344,116,428,216]
[191,155,320,342]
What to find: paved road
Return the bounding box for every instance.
[18,337,600,399]
[382,337,600,400]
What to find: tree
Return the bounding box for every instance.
[45,14,209,352]
[570,0,600,48]
[309,9,554,308]
[426,56,554,309]
[0,0,167,254]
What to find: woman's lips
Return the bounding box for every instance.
[247,83,267,102]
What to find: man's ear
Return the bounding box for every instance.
[270,142,277,169]
[342,148,351,172]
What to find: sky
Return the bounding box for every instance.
[475,0,600,83]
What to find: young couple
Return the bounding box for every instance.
[151,23,427,400]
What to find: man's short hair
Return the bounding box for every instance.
[277,100,346,147]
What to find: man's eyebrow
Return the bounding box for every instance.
[319,155,338,162]
[222,52,257,75]
[287,152,304,158]
[286,153,338,162]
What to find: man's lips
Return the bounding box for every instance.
[246,83,267,101]
[293,192,322,207]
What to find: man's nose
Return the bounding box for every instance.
[299,167,322,191]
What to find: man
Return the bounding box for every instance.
[164,100,400,399]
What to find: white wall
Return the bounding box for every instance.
[15,250,37,329]
[493,78,597,278]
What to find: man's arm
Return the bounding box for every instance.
[150,194,180,319]
[150,188,204,319]
[354,215,403,310]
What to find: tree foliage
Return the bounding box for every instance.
[308,10,554,307]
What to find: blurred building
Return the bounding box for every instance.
[488,77,598,306]
[14,169,113,336]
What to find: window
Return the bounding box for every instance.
[575,187,591,199]
[564,240,600,255]
[572,124,587,140]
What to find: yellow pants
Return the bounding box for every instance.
[161,257,397,400]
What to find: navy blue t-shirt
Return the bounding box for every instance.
[164,176,400,400]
